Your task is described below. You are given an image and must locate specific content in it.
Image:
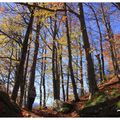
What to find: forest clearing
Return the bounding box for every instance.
[0,2,120,117]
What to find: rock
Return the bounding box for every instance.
[0,90,23,117]
[53,99,73,113]
[79,98,120,117]
[59,107,71,113]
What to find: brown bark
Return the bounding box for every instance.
[52,12,60,100]
[85,3,107,82]
[66,63,70,101]
[43,46,46,107]
[64,3,79,102]
[28,17,40,91]
[78,3,99,98]
[27,14,41,108]
[7,41,13,94]
[40,49,43,109]
[79,42,84,97]
[95,54,103,84]
[19,44,30,107]
[60,45,65,101]
[11,7,35,102]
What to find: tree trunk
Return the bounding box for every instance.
[78,3,99,98]
[40,74,42,109]
[95,54,103,84]
[27,14,40,108]
[86,3,107,82]
[40,48,44,109]
[19,44,30,107]
[52,12,60,100]
[64,3,79,102]
[79,41,84,97]
[100,3,120,79]
[11,7,35,102]
[43,46,46,107]
[24,83,27,109]
[56,47,60,100]
[60,45,65,101]
[66,63,70,101]
[7,42,13,94]
[28,17,40,91]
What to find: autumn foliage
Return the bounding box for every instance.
[0,2,120,117]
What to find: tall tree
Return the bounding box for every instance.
[78,3,99,98]
[11,6,35,102]
[79,41,84,96]
[19,42,30,107]
[95,54,103,84]
[100,3,120,80]
[52,11,60,100]
[85,3,107,83]
[64,3,79,102]
[40,48,44,109]
[7,41,13,94]
[43,45,47,107]
[60,45,65,101]
[66,63,70,101]
[27,12,41,109]
[28,14,41,91]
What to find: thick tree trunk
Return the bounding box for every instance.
[52,13,60,100]
[78,3,99,98]
[27,15,40,108]
[86,3,107,82]
[64,3,79,102]
[19,45,30,107]
[11,7,35,102]
[28,18,40,91]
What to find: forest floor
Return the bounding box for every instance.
[0,75,120,117]
[21,75,120,117]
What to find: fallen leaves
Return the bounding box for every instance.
[0,75,120,117]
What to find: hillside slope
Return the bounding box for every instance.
[0,75,120,117]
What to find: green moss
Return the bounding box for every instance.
[114,85,119,89]
[60,107,70,113]
[96,94,104,101]
[111,90,116,96]
[90,102,95,106]
[117,101,120,109]
[115,93,120,98]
